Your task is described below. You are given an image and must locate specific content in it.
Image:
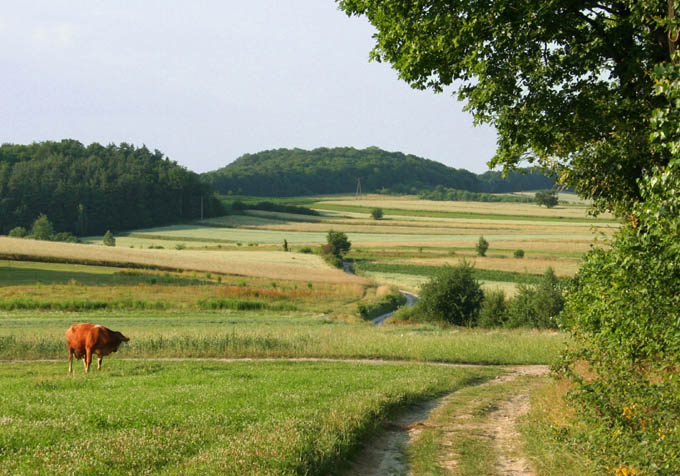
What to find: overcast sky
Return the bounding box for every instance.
[1,1,498,174]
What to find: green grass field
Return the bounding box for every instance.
[0,360,502,476]
[0,311,564,365]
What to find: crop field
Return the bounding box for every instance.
[0,237,366,284]
[0,194,616,304]
[315,195,616,220]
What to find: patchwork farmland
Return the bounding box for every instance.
[0,194,611,475]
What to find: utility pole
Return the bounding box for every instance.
[356,177,362,199]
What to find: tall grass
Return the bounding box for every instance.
[0,312,566,364]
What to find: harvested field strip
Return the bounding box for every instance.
[355,262,548,284]
[349,239,600,253]
[312,203,616,223]
[0,237,367,284]
[400,256,581,277]
[231,221,612,237]
[0,360,501,476]
[316,196,615,219]
[124,233,236,243]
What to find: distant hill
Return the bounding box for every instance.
[201,147,554,197]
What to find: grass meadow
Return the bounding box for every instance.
[0,360,502,476]
[0,311,564,365]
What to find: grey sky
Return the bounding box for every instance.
[1,1,497,174]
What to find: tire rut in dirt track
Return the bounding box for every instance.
[344,365,548,476]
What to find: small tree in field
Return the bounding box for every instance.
[475,236,489,256]
[103,230,116,247]
[326,230,351,257]
[535,190,558,208]
[321,230,351,268]
[418,262,483,326]
[370,207,384,220]
[31,214,54,241]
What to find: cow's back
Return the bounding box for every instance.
[65,323,99,352]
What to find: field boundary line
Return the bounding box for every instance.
[1,357,550,370]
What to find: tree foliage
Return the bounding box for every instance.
[338,3,680,471]
[337,0,675,216]
[31,214,54,241]
[556,54,680,475]
[475,236,489,257]
[417,262,484,326]
[103,230,116,247]
[0,140,224,236]
[202,147,554,197]
[325,230,351,257]
[535,190,559,208]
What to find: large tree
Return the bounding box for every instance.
[339,2,680,472]
[338,0,678,215]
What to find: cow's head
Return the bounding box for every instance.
[112,331,130,352]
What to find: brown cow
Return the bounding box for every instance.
[65,323,130,374]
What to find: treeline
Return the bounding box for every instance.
[202,147,555,197]
[417,186,535,203]
[231,200,320,216]
[0,140,224,236]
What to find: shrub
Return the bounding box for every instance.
[52,232,79,243]
[103,230,116,246]
[282,239,288,252]
[357,289,406,320]
[535,189,558,208]
[505,268,563,329]
[31,214,54,241]
[417,262,483,326]
[475,236,489,256]
[326,230,351,257]
[298,247,313,254]
[175,243,186,250]
[8,227,27,238]
[478,290,507,328]
[513,249,525,258]
[370,207,384,220]
[391,304,424,322]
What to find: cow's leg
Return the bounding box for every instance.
[68,347,74,374]
[97,356,103,370]
[85,348,92,373]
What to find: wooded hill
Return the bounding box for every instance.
[0,140,224,236]
[201,147,554,197]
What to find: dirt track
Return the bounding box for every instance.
[344,365,548,476]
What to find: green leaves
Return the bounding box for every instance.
[336,0,674,215]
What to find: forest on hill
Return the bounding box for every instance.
[201,147,555,197]
[0,140,224,236]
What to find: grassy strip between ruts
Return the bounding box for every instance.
[0,360,502,476]
[407,374,530,475]
[354,261,547,284]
